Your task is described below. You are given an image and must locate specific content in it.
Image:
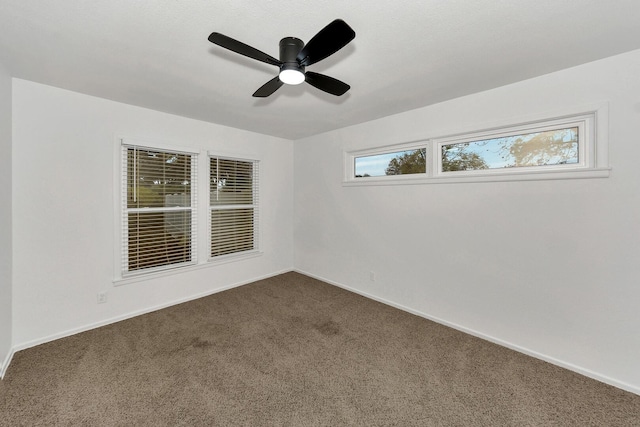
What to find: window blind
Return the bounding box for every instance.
[210,157,259,258]
[121,145,197,274]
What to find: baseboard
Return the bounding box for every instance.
[6,268,293,376]
[294,269,640,397]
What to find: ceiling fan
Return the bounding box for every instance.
[208,19,355,98]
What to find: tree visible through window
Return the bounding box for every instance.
[385,149,427,175]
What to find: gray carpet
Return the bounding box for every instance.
[1,272,639,426]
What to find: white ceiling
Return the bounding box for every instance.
[1,0,640,140]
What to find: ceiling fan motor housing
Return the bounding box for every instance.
[279,37,305,81]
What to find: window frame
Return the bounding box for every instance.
[343,104,609,186]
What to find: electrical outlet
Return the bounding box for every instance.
[370,271,376,282]
[97,291,107,304]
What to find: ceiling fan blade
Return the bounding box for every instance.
[305,72,350,96]
[253,76,284,97]
[208,32,282,67]
[296,19,355,67]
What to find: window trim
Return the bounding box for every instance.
[343,103,610,186]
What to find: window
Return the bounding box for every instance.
[344,106,609,185]
[440,127,578,172]
[121,144,197,276]
[116,140,262,282]
[435,118,587,175]
[210,156,259,259]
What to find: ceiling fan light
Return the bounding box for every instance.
[279,69,305,85]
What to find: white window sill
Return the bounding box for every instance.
[342,167,611,187]
[113,251,263,286]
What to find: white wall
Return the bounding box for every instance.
[7,50,640,394]
[12,79,294,348]
[0,62,12,377]
[294,49,640,394]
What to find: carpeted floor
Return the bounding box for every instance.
[1,272,639,426]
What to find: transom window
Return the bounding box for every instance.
[345,107,608,185]
[436,121,584,174]
[440,127,578,171]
